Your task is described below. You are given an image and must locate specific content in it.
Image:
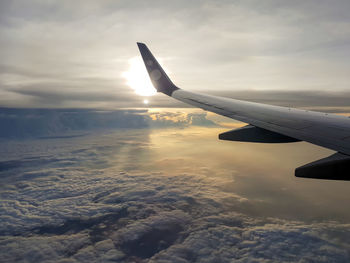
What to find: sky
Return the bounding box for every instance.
[1,1,350,262]
[1,0,350,109]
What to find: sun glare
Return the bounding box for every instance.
[122,57,157,96]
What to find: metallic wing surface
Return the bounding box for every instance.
[137,42,350,180]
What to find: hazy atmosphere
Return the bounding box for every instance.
[1,0,350,109]
[1,1,350,262]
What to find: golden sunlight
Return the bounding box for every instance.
[122,56,157,96]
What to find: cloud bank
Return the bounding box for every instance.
[0,125,349,262]
[0,108,217,139]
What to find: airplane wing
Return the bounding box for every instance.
[137,42,350,180]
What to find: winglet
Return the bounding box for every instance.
[137,42,179,96]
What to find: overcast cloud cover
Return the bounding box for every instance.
[1,0,350,108]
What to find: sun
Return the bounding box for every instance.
[122,56,157,96]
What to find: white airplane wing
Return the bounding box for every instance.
[137,42,350,180]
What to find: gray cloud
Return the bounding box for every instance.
[1,0,350,108]
[3,83,350,111]
[0,108,217,139]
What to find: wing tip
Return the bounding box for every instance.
[136,42,179,96]
[136,42,146,47]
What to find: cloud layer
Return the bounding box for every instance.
[1,0,350,108]
[0,122,349,262]
[0,108,217,138]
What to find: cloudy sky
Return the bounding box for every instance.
[1,1,350,262]
[1,0,350,109]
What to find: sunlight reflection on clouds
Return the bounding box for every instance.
[0,109,349,262]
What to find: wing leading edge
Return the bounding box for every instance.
[137,42,350,180]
